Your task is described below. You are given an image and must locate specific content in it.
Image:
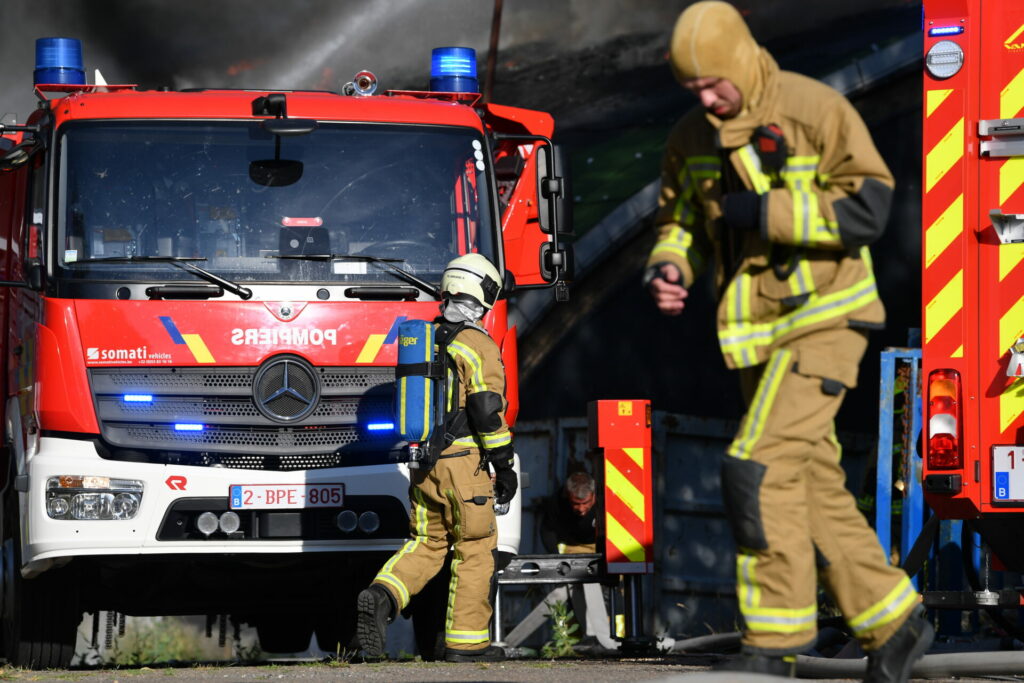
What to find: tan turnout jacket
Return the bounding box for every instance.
[649,2,892,379]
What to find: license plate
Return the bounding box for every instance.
[229,484,344,510]
[992,446,1024,501]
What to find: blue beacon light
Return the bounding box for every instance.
[928,25,964,36]
[430,47,478,93]
[123,394,154,403]
[367,422,395,432]
[174,423,205,432]
[34,37,86,86]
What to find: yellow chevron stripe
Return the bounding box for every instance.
[622,447,644,468]
[606,513,646,562]
[1000,381,1024,434]
[1000,157,1024,205]
[181,334,215,363]
[925,194,963,269]
[926,118,964,193]
[356,334,386,364]
[1002,244,1024,282]
[925,270,963,343]
[952,345,964,358]
[1001,66,1024,120]
[927,89,953,117]
[607,460,645,522]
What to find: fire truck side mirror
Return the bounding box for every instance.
[535,144,573,236]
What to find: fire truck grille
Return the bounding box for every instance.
[88,366,399,470]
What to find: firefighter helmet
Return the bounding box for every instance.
[440,254,501,309]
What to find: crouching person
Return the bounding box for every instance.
[356,254,517,662]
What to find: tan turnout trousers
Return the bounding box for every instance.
[372,451,497,650]
[725,327,919,654]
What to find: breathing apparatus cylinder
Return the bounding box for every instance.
[395,319,437,466]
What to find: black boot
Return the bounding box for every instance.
[864,606,934,683]
[356,584,396,657]
[714,650,796,677]
[444,644,507,662]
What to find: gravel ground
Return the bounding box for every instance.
[0,657,1009,683]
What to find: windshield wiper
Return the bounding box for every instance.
[68,256,253,300]
[271,253,440,299]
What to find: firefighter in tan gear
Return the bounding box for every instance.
[357,254,515,663]
[645,3,932,680]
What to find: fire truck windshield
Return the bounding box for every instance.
[55,121,497,285]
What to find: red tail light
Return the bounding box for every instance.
[927,369,962,469]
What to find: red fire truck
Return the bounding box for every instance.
[921,0,1024,576]
[0,41,569,666]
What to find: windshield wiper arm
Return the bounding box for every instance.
[270,253,440,299]
[69,256,253,300]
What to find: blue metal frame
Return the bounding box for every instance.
[875,347,924,587]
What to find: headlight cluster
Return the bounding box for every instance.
[46,475,144,520]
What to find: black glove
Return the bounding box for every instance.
[721,191,761,232]
[493,468,518,505]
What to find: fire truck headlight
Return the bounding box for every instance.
[196,512,219,536]
[925,40,964,80]
[46,476,144,520]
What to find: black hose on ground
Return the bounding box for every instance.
[795,651,1024,679]
[668,631,741,653]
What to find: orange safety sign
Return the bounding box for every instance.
[588,399,654,574]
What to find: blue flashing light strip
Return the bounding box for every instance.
[367,422,395,431]
[929,25,964,36]
[123,394,154,403]
[174,423,205,432]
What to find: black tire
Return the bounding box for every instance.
[1,484,81,668]
[255,618,313,653]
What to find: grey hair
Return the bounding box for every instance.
[565,471,595,499]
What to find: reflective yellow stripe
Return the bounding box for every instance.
[719,273,879,366]
[737,145,772,193]
[451,435,480,448]
[605,514,646,562]
[728,349,791,460]
[925,194,963,269]
[481,430,512,448]
[373,488,430,608]
[446,629,489,644]
[849,576,917,635]
[744,603,817,634]
[606,459,645,522]
[924,270,963,343]
[926,89,952,117]
[925,117,964,192]
[1000,66,1024,120]
[723,272,755,367]
[623,447,644,468]
[736,553,761,610]
[785,255,815,299]
[445,489,462,635]
[448,340,486,392]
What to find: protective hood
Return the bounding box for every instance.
[670,0,780,146]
